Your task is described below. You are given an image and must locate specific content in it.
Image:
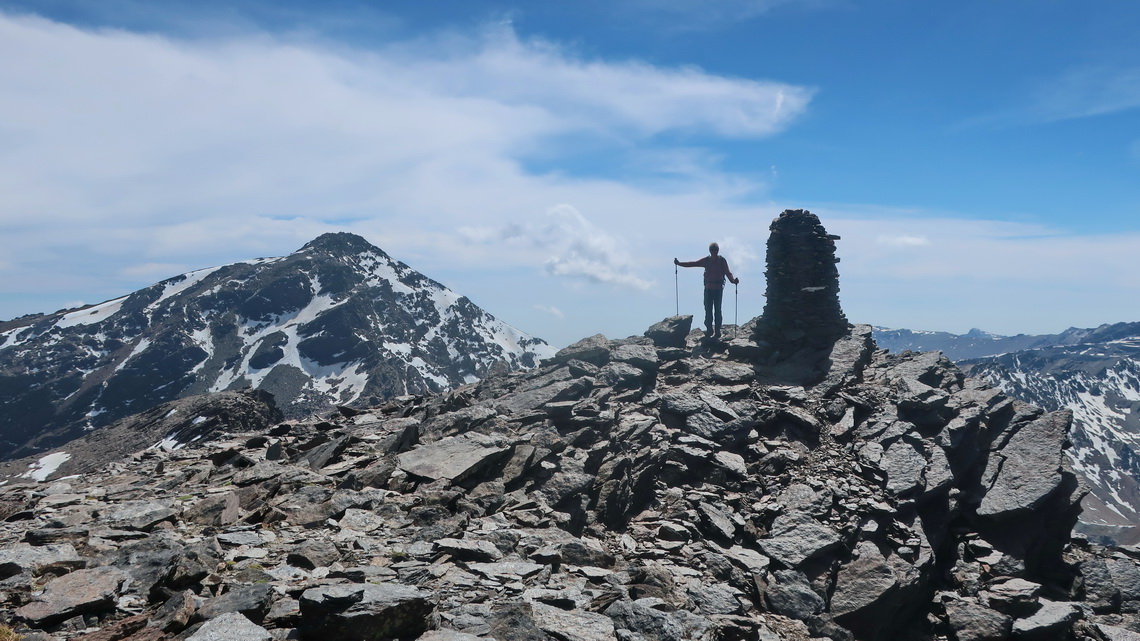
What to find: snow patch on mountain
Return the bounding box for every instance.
[0,233,556,462]
[55,296,130,329]
[148,267,225,311]
[22,452,72,482]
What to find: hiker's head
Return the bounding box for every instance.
[709,242,719,255]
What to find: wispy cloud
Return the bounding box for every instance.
[412,26,814,139]
[534,304,565,319]
[964,64,1140,129]
[876,234,930,247]
[119,262,189,280]
[616,0,836,28]
[1029,65,1140,122]
[467,205,654,291]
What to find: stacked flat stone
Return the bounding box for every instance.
[755,209,849,349]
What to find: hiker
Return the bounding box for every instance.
[675,242,739,338]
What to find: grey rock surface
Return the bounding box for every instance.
[186,611,273,641]
[978,411,1070,518]
[943,598,1011,641]
[15,567,127,626]
[758,512,842,568]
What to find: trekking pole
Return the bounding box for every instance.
[734,281,738,339]
[674,263,679,316]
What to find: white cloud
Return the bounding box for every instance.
[412,26,814,139]
[534,304,565,319]
[707,236,759,277]
[876,234,930,247]
[476,204,655,291]
[0,11,810,325]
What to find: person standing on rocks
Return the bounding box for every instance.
[675,242,739,339]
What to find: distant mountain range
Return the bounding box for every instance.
[874,322,1140,361]
[0,233,555,461]
[875,322,1140,543]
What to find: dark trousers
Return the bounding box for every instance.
[703,287,724,334]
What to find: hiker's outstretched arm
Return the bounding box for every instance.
[675,258,701,268]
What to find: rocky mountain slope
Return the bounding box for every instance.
[875,323,1140,544]
[1,210,1136,641]
[0,233,555,461]
[0,316,1134,641]
[962,337,1140,545]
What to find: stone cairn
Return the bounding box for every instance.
[753,209,849,354]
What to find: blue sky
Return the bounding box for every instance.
[1,1,1138,347]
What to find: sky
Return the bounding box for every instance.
[1,0,1138,348]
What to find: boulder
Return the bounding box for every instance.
[397,433,509,483]
[530,602,616,641]
[644,316,693,348]
[186,611,272,641]
[102,500,177,530]
[831,542,898,615]
[196,583,275,622]
[943,598,1011,641]
[15,567,127,626]
[765,570,824,620]
[1010,598,1077,638]
[545,334,612,367]
[611,344,660,371]
[758,513,842,568]
[299,583,434,641]
[881,439,927,496]
[977,412,1070,518]
[0,543,83,579]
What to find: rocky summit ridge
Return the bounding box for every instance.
[0,210,1137,641]
[2,316,1132,641]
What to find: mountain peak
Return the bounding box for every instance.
[0,235,555,458]
[300,232,381,255]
